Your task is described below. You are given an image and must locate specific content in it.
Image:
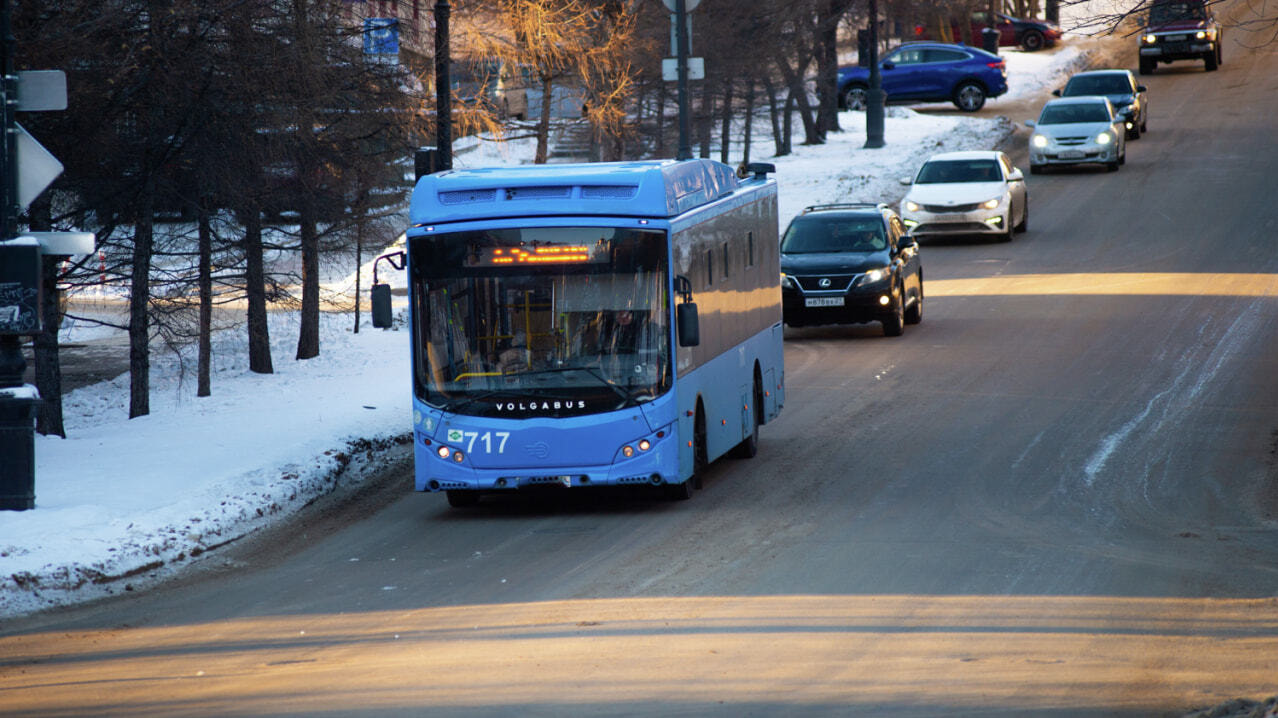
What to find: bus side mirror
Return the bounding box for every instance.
[677,302,699,347]
[371,283,393,328]
[370,250,406,329]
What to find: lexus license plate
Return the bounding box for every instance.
[805,297,844,307]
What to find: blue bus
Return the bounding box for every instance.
[373,158,785,506]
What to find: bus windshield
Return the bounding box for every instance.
[409,226,671,417]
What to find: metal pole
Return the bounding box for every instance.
[2,0,16,236]
[433,0,452,171]
[864,0,885,148]
[0,0,41,510]
[675,0,692,161]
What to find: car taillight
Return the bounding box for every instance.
[987,61,1005,69]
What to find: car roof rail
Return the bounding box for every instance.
[802,202,888,213]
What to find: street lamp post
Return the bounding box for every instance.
[433,0,452,171]
[674,0,692,160]
[864,0,885,148]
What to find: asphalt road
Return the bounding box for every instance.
[4,29,1278,718]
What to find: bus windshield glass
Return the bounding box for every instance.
[409,226,671,417]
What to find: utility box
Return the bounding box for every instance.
[0,241,41,336]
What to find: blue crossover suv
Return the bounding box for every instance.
[838,42,1008,112]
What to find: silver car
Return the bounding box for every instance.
[1027,96,1127,173]
[899,150,1028,242]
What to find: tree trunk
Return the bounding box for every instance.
[244,208,273,374]
[28,196,65,437]
[296,197,320,360]
[353,216,363,335]
[697,84,712,158]
[816,0,853,136]
[535,75,554,164]
[775,55,822,145]
[34,257,65,438]
[197,200,212,397]
[128,188,154,419]
[719,78,734,165]
[741,78,755,167]
[765,76,787,157]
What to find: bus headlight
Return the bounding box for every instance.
[437,446,451,459]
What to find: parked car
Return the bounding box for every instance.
[779,204,923,336]
[1053,69,1148,140]
[913,11,1062,51]
[899,150,1027,242]
[1026,96,1127,173]
[838,42,1007,112]
[1139,0,1222,74]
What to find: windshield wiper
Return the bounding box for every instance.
[517,365,642,407]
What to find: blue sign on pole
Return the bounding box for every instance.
[363,18,399,55]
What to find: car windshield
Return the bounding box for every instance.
[1149,1,1205,22]
[1038,103,1110,124]
[1064,75,1131,95]
[780,216,887,254]
[915,159,1001,183]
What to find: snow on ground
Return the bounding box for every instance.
[1,42,1098,620]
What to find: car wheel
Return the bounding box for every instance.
[904,275,923,325]
[843,84,868,111]
[446,490,480,508]
[1015,198,1028,233]
[1204,49,1218,71]
[1106,158,1120,172]
[1119,146,1126,165]
[1139,57,1155,75]
[1020,29,1045,51]
[882,286,905,337]
[952,81,987,112]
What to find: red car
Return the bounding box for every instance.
[1138,0,1222,74]
[914,11,1062,52]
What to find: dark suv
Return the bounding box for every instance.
[780,204,923,337]
[1139,0,1222,74]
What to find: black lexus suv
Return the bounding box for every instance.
[779,203,923,337]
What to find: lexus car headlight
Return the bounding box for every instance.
[858,267,890,285]
[904,200,921,212]
[1031,134,1049,148]
[780,273,794,289]
[1096,131,1113,145]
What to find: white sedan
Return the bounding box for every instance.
[899,150,1028,243]
[1026,95,1127,173]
